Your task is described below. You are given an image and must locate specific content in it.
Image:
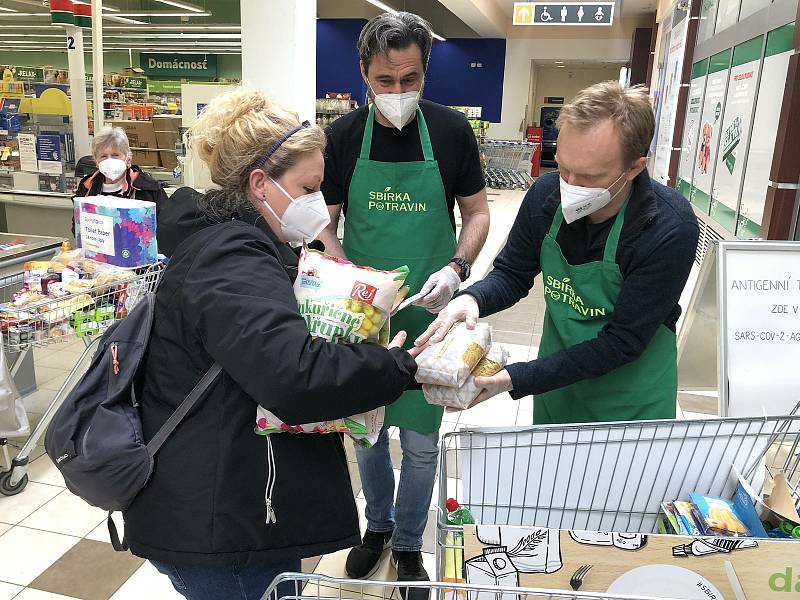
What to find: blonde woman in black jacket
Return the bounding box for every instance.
[123,89,419,600]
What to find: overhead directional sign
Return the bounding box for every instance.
[513,2,615,25]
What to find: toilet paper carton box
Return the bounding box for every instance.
[74,196,157,268]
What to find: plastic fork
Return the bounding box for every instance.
[570,564,593,591]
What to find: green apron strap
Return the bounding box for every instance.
[358,106,434,162]
[602,194,631,263]
[416,109,435,162]
[359,105,377,160]
[548,202,565,238]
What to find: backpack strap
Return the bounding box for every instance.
[112,363,222,553]
[108,512,128,552]
[146,363,223,455]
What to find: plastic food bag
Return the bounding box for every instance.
[255,246,410,447]
[423,345,509,409]
[0,331,28,438]
[415,323,492,387]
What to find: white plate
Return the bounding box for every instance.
[607,564,725,600]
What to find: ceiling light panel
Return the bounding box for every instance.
[153,0,206,12]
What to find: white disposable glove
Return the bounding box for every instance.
[413,266,461,313]
[415,294,480,348]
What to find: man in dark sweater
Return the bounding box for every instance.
[417,81,700,424]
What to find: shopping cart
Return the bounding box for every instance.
[436,410,800,579]
[262,572,684,600]
[481,141,537,190]
[0,262,164,496]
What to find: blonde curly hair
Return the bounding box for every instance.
[189,88,326,219]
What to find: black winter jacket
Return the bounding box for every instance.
[123,213,417,565]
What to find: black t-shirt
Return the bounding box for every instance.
[322,99,485,228]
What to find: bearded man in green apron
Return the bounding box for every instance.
[317,12,489,594]
[418,81,699,425]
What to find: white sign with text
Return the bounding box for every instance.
[80,212,116,256]
[720,241,800,416]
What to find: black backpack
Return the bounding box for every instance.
[44,291,220,551]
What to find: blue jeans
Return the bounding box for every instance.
[150,558,301,600]
[355,426,440,552]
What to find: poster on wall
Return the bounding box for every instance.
[16,133,37,172]
[739,0,771,21]
[651,5,689,185]
[715,0,742,35]
[697,0,719,43]
[35,134,63,175]
[648,9,672,167]
[709,35,764,234]
[737,23,795,239]
[690,49,731,214]
[676,60,709,202]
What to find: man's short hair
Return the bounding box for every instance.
[358,12,434,73]
[557,81,655,164]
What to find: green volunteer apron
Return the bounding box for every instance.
[344,105,456,434]
[534,197,677,424]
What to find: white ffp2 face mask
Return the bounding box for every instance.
[559,171,628,224]
[262,179,331,245]
[98,158,128,182]
[369,83,421,130]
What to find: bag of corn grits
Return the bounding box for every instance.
[255,246,410,447]
[423,345,510,410]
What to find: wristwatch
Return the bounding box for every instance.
[449,257,472,282]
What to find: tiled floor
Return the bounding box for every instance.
[0,188,713,599]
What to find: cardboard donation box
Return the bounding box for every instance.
[111,120,160,167]
[74,196,157,268]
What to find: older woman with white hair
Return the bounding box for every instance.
[73,125,167,211]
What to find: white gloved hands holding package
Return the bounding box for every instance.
[413,265,461,313]
[415,293,480,348]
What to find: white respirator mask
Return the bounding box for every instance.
[369,83,421,130]
[559,171,628,224]
[98,158,128,182]
[262,179,330,245]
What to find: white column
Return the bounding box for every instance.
[91,0,105,134]
[65,25,91,158]
[240,0,316,123]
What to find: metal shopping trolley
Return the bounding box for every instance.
[436,409,800,580]
[0,262,164,495]
[481,141,537,190]
[262,572,685,600]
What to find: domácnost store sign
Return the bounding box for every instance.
[141,54,217,78]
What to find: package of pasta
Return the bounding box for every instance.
[422,345,509,410]
[254,246,409,447]
[415,322,492,387]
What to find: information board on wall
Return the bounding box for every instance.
[35,134,62,175]
[737,23,795,239]
[676,60,709,202]
[690,50,731,214]
[651,6,689,185]
[715,0,741,35]
[16,133,37,172]
[739,0,771,21]
[697,0,719,42]
[708,36,763,233]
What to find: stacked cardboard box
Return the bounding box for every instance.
[111,120,160,167]
[152,115,181,171]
